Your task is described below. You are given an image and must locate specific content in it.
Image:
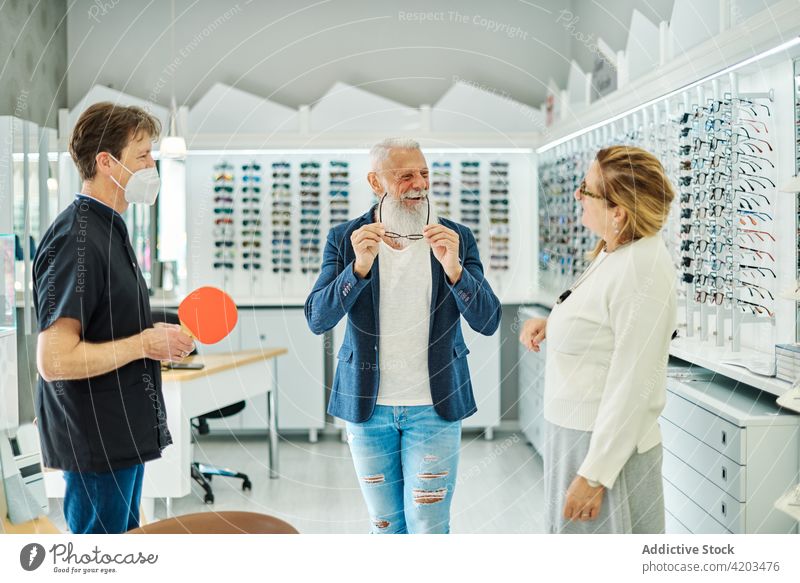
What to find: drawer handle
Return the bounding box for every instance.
[721,502,727,517]
[720,430,727,446]
[721,466,727,481]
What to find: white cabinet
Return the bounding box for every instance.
[205,307,325,438]
[662,375,800,534]
[460,322,501,436]
[517,306,549,454]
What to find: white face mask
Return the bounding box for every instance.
[108,153,160,205]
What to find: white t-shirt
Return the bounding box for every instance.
[376,239,434,406]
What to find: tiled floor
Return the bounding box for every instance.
[48,430,546,534]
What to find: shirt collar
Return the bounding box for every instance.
[74,193,130,239]
[75,193,124,219]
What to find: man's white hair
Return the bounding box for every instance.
[369,137,421,170]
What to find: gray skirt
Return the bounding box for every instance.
[543,420,665,534]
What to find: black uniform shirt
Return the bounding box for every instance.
[32,194,172,473]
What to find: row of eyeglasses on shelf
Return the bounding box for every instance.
[673,94,776,317]
[210,160,351,275]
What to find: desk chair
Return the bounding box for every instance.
[128,511,298,534]
[150,309,252,504]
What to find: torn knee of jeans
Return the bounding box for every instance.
[412,487,447,505]
[361,474,385,485]
[423,454,439,463]
[417,470,449,480]
[372,518,391,530]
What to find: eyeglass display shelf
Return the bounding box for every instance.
[523,293,793,399]
[669,336,791,398]
[148,295,308,309]
[774,487,800,522]
[150,291,532,310]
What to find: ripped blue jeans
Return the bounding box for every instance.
[345,405,462,534]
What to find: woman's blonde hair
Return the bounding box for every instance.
[588,145,675,259]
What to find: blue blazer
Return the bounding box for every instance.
[304,205,502,423]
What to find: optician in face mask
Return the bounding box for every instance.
[84,129,161,212]
[107,152,161,205]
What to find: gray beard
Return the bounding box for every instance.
[377,191,438,248]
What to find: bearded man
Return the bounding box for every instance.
[304,138,501,533]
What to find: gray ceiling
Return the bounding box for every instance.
[65,0,676,111]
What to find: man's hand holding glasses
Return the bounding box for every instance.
[351,223,385,279]
[424,224,462,284]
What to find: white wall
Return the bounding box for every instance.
[565,0,675,74]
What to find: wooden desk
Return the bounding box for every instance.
[143,348,287,518]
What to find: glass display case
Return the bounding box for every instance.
[0,235,14,333]
[795,58,800,342]
[0,234,19,432]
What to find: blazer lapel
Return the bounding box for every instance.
[429,244,441,339]
[371,255,380,337]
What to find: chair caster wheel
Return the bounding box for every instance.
[204,493,214,504]
[242,479,252,491]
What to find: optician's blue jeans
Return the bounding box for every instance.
[345,405,462,534]
[63,464,144,534]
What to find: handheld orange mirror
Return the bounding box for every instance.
[177,286,238,344]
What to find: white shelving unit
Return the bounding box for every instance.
[517,306,549,454]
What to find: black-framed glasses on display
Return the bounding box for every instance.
[739,264,776,278]
[737,299,774,317]
[696,290,726,304]
[738,228,775,243]
[737,210,772,225]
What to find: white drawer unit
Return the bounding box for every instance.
[662,418,745,502]
[661,374,800,534]
[665,509,692,535]
[517,306,549,454]
[460,324,501,437]
[207,307,325,439]
[663,479,732,534]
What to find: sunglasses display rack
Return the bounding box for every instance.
[488,161,510,271]
[459,160,481,245]
[241,162,264,274]
[431,161,452,219]
[328,160,350,229]
[536,75,787,362]
[271,161,292,276]
[211,162,236,280]
[299,161,322,275]
[670,90,778,352]
[191,152,534,302]
[537,144,596,294]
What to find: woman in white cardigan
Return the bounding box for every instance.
[520,145,677,534]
